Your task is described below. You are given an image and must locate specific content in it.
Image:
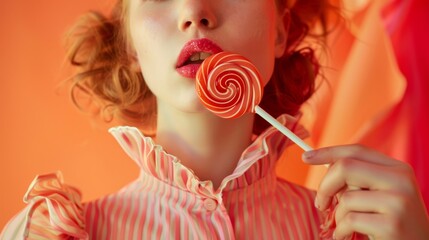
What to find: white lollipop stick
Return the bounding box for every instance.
[255,106,313,152]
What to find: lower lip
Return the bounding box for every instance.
[176,64,201,78]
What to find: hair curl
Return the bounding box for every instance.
[65,1,155,133]
[65,0,335,135]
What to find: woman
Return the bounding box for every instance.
[2,0,428,239]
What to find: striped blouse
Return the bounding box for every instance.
[1,115,332,240]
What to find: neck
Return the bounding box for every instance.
[155,101,254,189]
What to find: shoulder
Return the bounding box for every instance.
[1,172,88,240]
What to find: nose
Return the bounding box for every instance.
[178,0,217,31]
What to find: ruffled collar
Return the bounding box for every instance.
[109,114,308,198]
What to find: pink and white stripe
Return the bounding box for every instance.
[1,114,326,239]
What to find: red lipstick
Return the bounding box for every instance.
[176,38,223,78]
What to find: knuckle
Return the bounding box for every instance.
[401,181,417,196]
[389,193,410,217]
[343,212,358,226]
[395,166,418,195]
[398,162,415,176]
[335,157,354,173]
[348,144,366,155]
[338,191,352,207]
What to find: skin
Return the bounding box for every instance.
[126,0,429,238]
[303,145,429,239]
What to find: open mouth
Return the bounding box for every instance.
[176,38,223,78]
[182,52,212,66]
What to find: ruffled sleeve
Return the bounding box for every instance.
[1,172,88,240]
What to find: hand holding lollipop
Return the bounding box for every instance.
[196,52,312,151]
[197,52,429,240]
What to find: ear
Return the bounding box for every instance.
[127,43,142,72]
[274,9,290,58]
[129,53,142,72]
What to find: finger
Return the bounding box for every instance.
[335,190,396,224]
[334,191,418,240]
[315,158,400,210]
[302,144,399,166]
[334,212,387,240]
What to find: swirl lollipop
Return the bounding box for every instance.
[196,52,262,119]
[196,52,312,151]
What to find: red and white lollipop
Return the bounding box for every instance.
[196,52,312,151]
[196,52,262,119]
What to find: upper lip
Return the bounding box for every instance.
[176,38,223,68]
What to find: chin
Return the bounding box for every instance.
[162,95,205,114]
[181,102,207,113]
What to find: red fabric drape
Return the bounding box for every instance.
[380,0,429,207]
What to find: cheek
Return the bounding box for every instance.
[129,26,165,90]
[247,24,277,85]
[130,20,156,61]
[232,8,278,85]
[129,7,171,63]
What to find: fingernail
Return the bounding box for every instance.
[303,150,316,161]
[314,196,320,209]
